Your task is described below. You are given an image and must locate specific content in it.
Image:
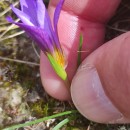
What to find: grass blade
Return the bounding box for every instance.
[3,110,77,130]
[77,34,83,67]
[53,118,69,130]
[0,31,25,42]
[0,1,19,17]
[0,19,20,38]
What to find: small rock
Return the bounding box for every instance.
[0,81,31,127]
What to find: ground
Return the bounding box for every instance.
[0,0,130,130]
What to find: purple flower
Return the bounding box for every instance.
[7,0,65,68]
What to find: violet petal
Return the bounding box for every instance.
[53,0,64,50]
[36,0,46,28]
[19,25,54,53]
[11,5,35,26]
[20,0,38,26]
[54,0,64,34]
[10,20,54,53]
[20,0,36,10]
[43,6,54,36]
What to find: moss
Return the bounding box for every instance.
[29,100,47,117]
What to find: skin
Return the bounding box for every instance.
[40,0,130,123]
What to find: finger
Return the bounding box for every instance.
[40,0,121,100]
[71,32,130,123]
[50,0,121,23]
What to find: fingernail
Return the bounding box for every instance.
[71,64,123,123]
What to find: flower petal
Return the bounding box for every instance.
[19,0,38,26]
[20,0,36,16]
[35,0,46,28]
[20,25,54,53]
[9,19,54,54]
[20,0,35,10]
[37,0,54,35]
[11,5,35,26]
[54,0,64,33]
[52,0,65,51]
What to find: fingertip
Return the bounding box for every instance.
[49,0,121,23]
[40,52,71,101]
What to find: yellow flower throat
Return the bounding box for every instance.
[53,49,65,68]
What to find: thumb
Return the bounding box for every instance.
[71,32,130,123]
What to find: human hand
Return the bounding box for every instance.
[40,0,130,123]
